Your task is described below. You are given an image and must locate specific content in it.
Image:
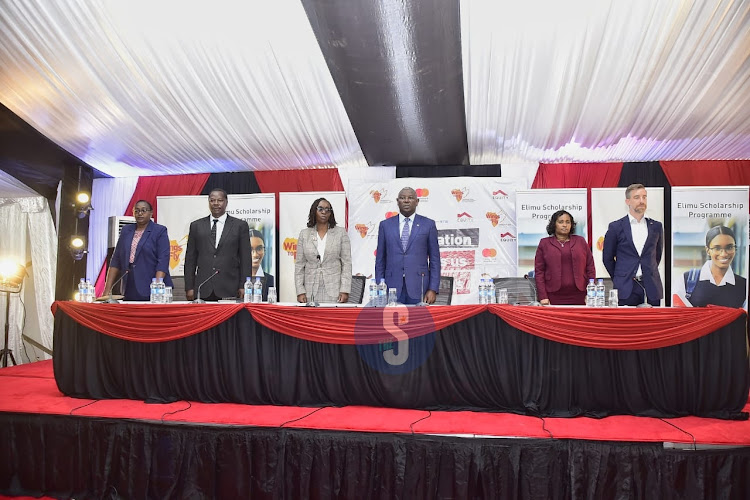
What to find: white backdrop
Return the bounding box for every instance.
[515,189,588,277]
[158,194,276,277]
[279,192,346,302]
[348,177,527,304]
[591,187,665,305]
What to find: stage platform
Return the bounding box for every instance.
[2,360,750,498]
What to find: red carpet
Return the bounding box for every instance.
[2,360,750,446]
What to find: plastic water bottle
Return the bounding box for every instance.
[244,277,253,303]
[155,277,165,303]
[253,277,263,303]
[150,278,158,303]
[586,279,596,307]
[595,278,606,308]
[478,278,487,304]
[85,279,94,303]
[78,278,86,302]
[368,279,378,306]
[377,279,387,307]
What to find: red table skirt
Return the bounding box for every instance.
[51,302,745,350]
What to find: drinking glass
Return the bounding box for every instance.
[609,289,619,307]
[387,288,398,306]
[267,287,277,304]
[497,288,508,304]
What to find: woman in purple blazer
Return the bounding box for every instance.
[534,210,595,305]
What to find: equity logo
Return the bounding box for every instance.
[456,212,473,223]
[451,187,468,202]
[499,232,516,242]
[492,188,509,200]
[282,237,298,260]
[354,223,373,238]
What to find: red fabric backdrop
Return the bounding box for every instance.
[661,160,750,187]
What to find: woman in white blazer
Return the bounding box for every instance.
[295,198,352,303]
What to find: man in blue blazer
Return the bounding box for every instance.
[375,187,441,304]
[103,200,173,301]
[602,184,663,306]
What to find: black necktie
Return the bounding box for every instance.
[211,219,218,248]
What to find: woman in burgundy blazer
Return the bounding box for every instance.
[534,210,596,305]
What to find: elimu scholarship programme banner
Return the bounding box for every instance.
[671,186,748,309]
[348,177,527,305]
[158,193,276,278]
[515,189,588,277]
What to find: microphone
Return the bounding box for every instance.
[416,272,428,307]
[632,277,652,308]
[524,274,541,306]
[104,269,130,303]
[193,269,220,303]
[306,255,321,307]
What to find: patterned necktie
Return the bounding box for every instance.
[211,219,219,248]
[401,217,410,251]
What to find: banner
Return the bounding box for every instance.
[158,193,276,279]
[591,187,665,304]
[515,189,588,277]
[348,177,527,304]
[671,187,748,309]
[278,192,347,303]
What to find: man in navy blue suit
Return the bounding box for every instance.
[103,200,173,301]
[375,187,441,304]
[602,184,663,306]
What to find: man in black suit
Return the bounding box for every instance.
[184,188,251,301]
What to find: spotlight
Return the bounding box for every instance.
[0,260,26,292]
[75,191,92,218]
[69,235,87,261]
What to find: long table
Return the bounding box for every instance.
[52,302,749,419]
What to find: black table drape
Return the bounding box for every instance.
[53,308,749,419]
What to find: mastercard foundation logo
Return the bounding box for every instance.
[415,188,429,198]
[385,211,399,219]
[481,248,497,258]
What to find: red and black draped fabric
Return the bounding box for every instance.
[51,302,749,418]
[661,160,750,188]
[52,301,743,349]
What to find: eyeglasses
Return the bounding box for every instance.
[316,206,332,213]
[709,244,736,253]
[251,245,265,253]
[133,208,152,214]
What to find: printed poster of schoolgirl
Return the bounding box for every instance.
[671,186,748,309]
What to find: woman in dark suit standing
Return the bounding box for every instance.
[534,210,595,305]
[102,200,173,301]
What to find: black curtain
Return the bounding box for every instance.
[201,172,260,195]
[619,162,672,305]
[397,165,502,178]
[2,413,750,499]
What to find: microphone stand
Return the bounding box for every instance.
[306,255,321,307]
[524,274,541,306]
[416,272,428,306]
[104,269,130,303]
[193,270,220,303]
[633,277,652,308]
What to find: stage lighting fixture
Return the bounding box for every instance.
[0,259,26,367]
[74,191,93,218]
[69,235,87,261]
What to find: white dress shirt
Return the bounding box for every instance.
[628,213,648,277]
[211,213,228,247]
[316,230,328,261]
[398,213,412,243]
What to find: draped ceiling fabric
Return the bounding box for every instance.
[0,0,748,183]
